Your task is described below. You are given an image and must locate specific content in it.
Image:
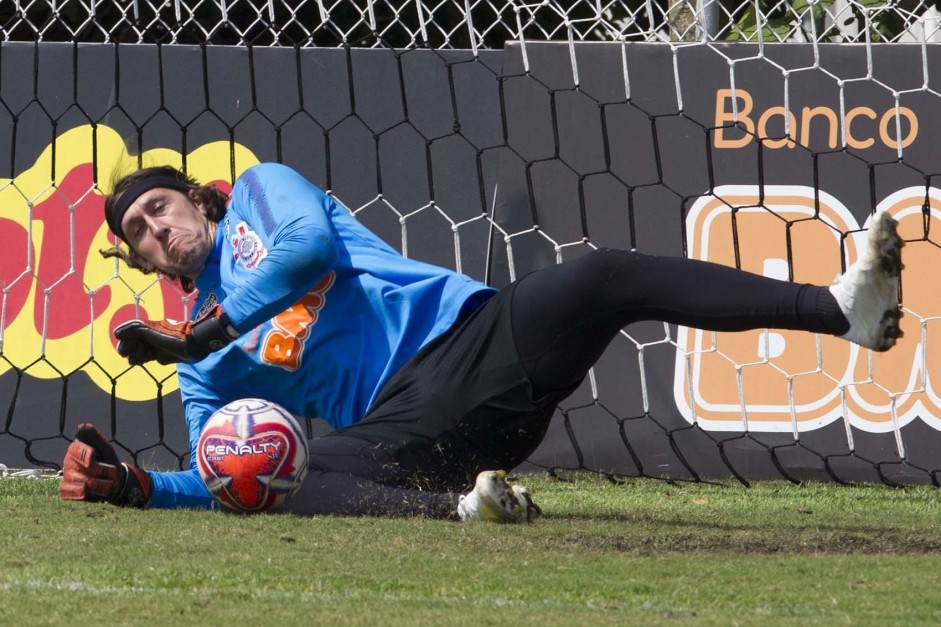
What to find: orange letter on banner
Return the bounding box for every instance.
[801,106,838,149]
[841,192,941,428]
[677,186,856,432]
[878,107,918,150]
[846,107,877,149]
[714,89,755,149]
[757,106,797,149]
[261,272,335,371]
[678,186,941,434]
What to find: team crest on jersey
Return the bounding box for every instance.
[231,222,268,270]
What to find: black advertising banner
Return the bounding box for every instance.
[498,43,941,483]
[0,41,937,484]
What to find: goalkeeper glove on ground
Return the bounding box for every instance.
[114,304,239,365]
[59,423,152,507]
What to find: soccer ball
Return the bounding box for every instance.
[196,398,309,513]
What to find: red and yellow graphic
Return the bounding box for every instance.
[0,125,258,400]
[675,185,941,434]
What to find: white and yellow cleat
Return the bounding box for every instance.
[830,209,904,352]
[457,470,541,523]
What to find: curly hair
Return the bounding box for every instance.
[100,166,229,293]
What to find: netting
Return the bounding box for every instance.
[2,2,941,487]
[5,0,941,47]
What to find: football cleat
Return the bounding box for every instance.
[457,470,541,523]
[829,209,904,352]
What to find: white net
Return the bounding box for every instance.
[3,0,941,47]
[0,1,939,485]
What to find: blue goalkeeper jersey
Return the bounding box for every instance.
[148,162,495,508]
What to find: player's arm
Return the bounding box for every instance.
[146,468,216,509]
[60,393,220,510]
[60,421,218,510]
[215,163,341,333]
[145,395,220,509]
[115,398,219,510]
[115,163,339,365]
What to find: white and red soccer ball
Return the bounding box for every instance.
[196,398,309,513]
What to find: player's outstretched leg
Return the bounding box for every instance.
[457,470,541,523]
[829,210,904,352]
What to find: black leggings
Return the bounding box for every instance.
[512,249,846,398]
[285,250,847,518]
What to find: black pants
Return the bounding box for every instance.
[285,249,846,518]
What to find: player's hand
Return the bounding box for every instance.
[59,423,152,507]
[114,304,238,365]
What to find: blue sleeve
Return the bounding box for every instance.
[221,163,339,332]
[145,392,219,510]
[147,468,216,509]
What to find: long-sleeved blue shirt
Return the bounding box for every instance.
[147,163,494,508]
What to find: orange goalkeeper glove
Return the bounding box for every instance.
[59,423,152,507]
[114,304,239,366]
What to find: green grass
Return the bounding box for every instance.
[3,475,941,626]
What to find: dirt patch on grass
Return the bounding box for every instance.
[552,531,941,555]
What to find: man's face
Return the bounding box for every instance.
[120,188,217,279]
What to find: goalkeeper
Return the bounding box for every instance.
[60,162,904,521]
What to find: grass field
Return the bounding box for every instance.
[3,473,941,626]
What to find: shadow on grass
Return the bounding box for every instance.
[539,512,941,555]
